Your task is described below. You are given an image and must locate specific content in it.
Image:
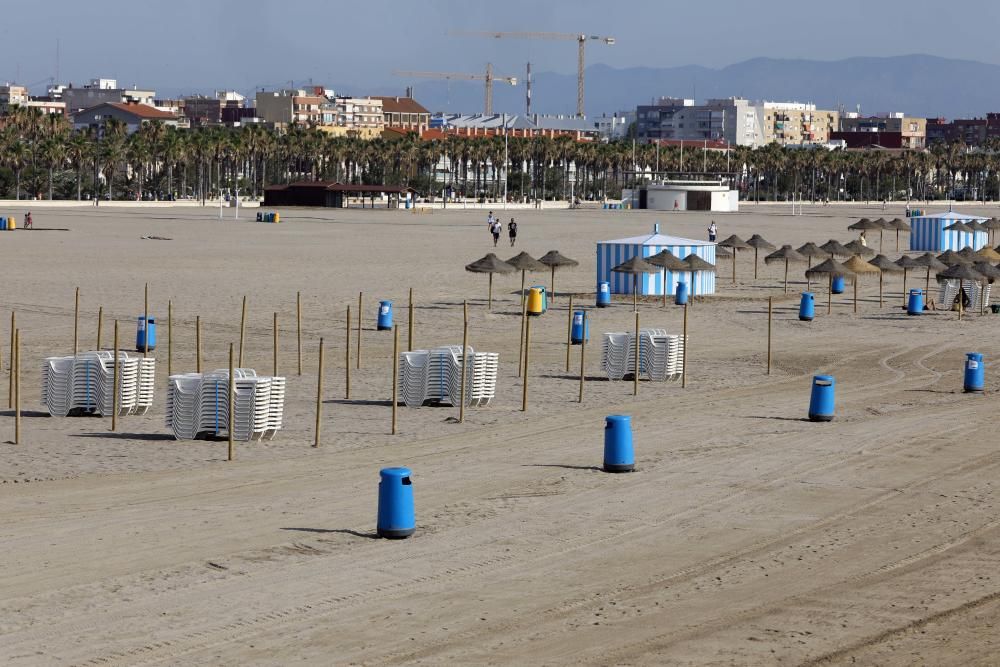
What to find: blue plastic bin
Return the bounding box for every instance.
[808,375,835,422]
[907,289,924,316]
[832,275,845,294]
[799,292,815,321]
[377,467,415,539]
[964,352,984,393]
[603,415,635,472]
[377,300,393,331]
[571,310,590,344]
[596,281,611,308]
[135,316,157,352]
[675,281,689,306]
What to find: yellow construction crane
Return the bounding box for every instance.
[451,31,615,117]
[392,64,517,116]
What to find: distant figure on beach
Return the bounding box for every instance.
[859,230,868,248]
[487,211,495,229]
[905,203,911,217]
[23,212,32,229]
[708,221,718,242]
[882,199,887,211]
[491,220,501,247]
[508,218,518,247]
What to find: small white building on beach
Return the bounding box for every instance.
[625,179,739,212]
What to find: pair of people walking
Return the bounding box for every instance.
[487,211,517,247]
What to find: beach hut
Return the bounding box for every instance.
[909,211,989,251]
[596,226,716,297]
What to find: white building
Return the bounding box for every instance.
[626,179,739,212]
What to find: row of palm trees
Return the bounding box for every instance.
[2,105,999,203]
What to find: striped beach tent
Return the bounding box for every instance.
[909,211,989,252]
[596,225,716,296]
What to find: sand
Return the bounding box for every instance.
[1,202,999,665]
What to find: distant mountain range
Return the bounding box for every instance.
[372,55,1000,121]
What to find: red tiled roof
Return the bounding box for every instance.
[92,102,178,120]
[371,96,429,115]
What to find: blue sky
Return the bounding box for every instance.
[2,0,997,94]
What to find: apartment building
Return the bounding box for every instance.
[756,102,839,146]
[636,97,764,147]
[334,97,384,130]
[0,85,29,114]
[371,96,430,133]
[255,89,326,126]
[59,78,156,114]
[837,113,926,149]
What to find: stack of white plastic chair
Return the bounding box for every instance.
[469,352,499,407]
[41,356,76,417]
[397,345,496,407]
[938,280,990,310]
[165,369,284,441]
[398,350,431,407]
[41,351,150,417]
[601,333,633,381]
[603,329,684,382]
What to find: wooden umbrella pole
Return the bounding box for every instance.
[112,320,119,432]
[296,291,302,376]
[682,302,688,389]
[827,274,832,315]
[633,276,637,312]
[314,337,324,447]
[273,312,279,377]
[143,282,149,357]
[879,274,883,308]
[14,329,20,445]
[519,271,526,311]
[578,311,586,403]
[754,249,759,279]
[518,288,527,377]
[784,260,789,293]
[565,294,574,372]
[345,306,352,399]
[902,269,908,307]
[661,268,667,308]
[854,277,858,314]
[460,301,468,423]
[392,326,399,434]
[633,311,640,396]
[408,287,414,352]
[925,268,931,302]
[896,229,900,251]
[732,252,736,284]
[96,306,103,351]
[195,315,202,373]
[7,312,13,409]
[238,295,247,367]
[550,266,556,302]
[488,273,493,311]
[521,314,531,412]
[767,297,773,375]
[228,343,235,460]
[356,291,362,369]
[167,301,172,376]
[73,287,80,355]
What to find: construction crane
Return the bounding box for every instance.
[451,31,615,117]
[392,64,517,116]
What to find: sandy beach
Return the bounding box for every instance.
[1,202,998,665]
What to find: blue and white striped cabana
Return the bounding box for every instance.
[597,227,716,296]
[909,211,988,252]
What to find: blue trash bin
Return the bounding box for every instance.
[531,285,548,313]
[571,310,590,344]
[675,281,689,306]
[799,292,815,321]
[0,217,6,230]
[135,316,157,352]
[604,415,635,472]
[907,289,924,316]
[964,352,984,393]
[808,375,836,422]
[377,467,415,539]
[596,281,611,308]
[832,275,845,294]
[377,300,393,331]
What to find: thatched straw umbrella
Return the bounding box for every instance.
[715,245,733,259]
[895,255,922,307]
[849,218,886,253]
[745,234,776,280]
[945,221,975,234]
[764,245,807,293]
[819,239,852,258]
[939,249,972,266]
[612,255,660,312]
[682,254,715,301]
[968,220,988,234]
[717,234,751,283]
[841,255,881,314]
[806,258,855,315]
[797,242,828,291]
[843,239,876,258]
[868,254,904,308]
[976,246,1000,262]
[937,263,985,320]
[648,249,689,307]
[465,253,515,311]
[506,251,546,310]
[886,218,911,251]
[538,250,579,302]
[913,253,948,301]
[984,217,1000,246]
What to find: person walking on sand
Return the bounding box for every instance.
[859,230,868,248]
[491,220,501,247]
[708,221,717,242]
[508,218,518,247]
[487,211,495,229]
[23,212,32,229]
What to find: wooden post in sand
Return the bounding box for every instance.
[460,301,469,423]
[271,312,279,376]
[767,297,773,375]
[565,294,574,372]
[96,306,103,351]
[633,311,640,396]
[8,312,14,409]
[314,337,324,447]
[345,306,352,399]
[228,343,235,461]
[296,291,303,376]
[112,321,119,432]
[521,315,531,412]
[195,315,202,373]
[238,295,247,367]
[14,329,20,445]
[518,288,527,377]
[408,287,414,352]
[392,325,399,434]
[356,291,363,369]
[827,274,833,315]
[682,302,689,389]
[143,283,149,357]
[578,311,587,403]
[167,301,172,376]
[73,287,80,355]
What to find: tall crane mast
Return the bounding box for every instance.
[451,31,615,117]
[392,64,517,116]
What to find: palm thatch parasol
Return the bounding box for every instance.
[819,239,852,258]
[506,251,547,310]
[682,254,715,301]
[612,255,660,311]
[895,255,922,307]
[717,234,751,283]
[843,239,875,258]
[465,253,515,311]
[850,217,886,252]
[958,247,981,262]
[538,250,579,302]
[745,234,776,280]
[868,254,903,307]
[886,218,911,251]
[806,258,855,315]
[984,217,1000,245]
[841,255,881,314]
[937,263,985,319]
[968,220,988,234]
[715,245,733,259]
[944,220,975,235]
[913,252,948,300]
[939,249,972,265]
[764,245,807,293]
[648,249,689,307]
[797,242,828,290]
[976,246,1000,262]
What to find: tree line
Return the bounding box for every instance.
[1,105,997,203]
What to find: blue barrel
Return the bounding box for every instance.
[675,281,689,306]
[808,375,835,422]
[963,352,984,393]
[0,217,6,231]
[571,310,590,344]
[799,292,815,321]
[377,467,415,538]
[531,285,547,313]
[135,316,157,351]
[377,300,393,331]
[602,203,608,210]
[604,415,635,472]
[596,281,611,308]
[832,275,845,294]
[907,289,924,316]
